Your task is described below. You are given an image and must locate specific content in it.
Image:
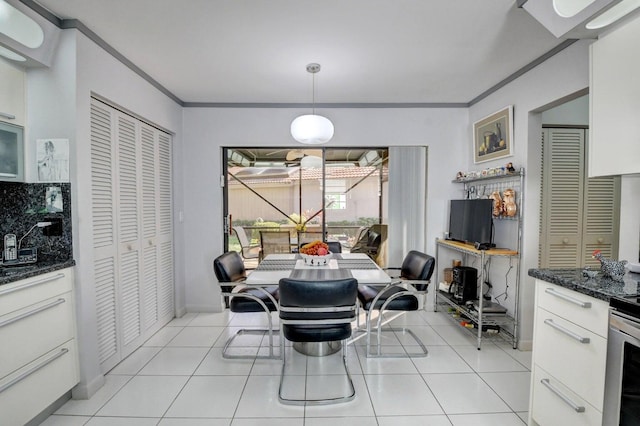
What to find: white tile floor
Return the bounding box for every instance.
[42,305,531,426]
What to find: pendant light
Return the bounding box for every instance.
[291,63,334,145]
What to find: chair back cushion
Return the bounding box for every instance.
[400,250,435,291]
[279,278,357,342]
[213,251,247,293]
[279,278,358,342]
[326,241,342,254]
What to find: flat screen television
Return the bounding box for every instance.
[448,199,494,248]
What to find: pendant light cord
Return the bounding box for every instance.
[312,71,316,115]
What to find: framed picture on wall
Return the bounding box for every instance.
[473,105,513,164]
[36,139,70,182]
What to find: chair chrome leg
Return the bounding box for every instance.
[278,338,356,405]
[364,308,429,358]
[222,309,281,359]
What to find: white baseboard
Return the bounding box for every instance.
[518,340,533,351]
[72,373,105,400]
[185,303,224,313]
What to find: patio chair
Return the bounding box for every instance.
[232,226,261,260]
[357,250,435,358]
[259,231,291,261]
[278,277,358,405]
[350,227,381,259]
[213,251,280,359]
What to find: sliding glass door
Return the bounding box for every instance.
[223,148,388,265]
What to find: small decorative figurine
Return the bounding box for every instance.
[502,188,517,217]
[506,162,516,173]
[489,191,503,217]
[582,266,598,279]
[592,250,628,282]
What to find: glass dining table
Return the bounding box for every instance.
[245,253,392,356]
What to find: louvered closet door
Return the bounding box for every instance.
[90,101,119,371]
[582,132,620,266]
[540,128,620,269]
[157,132,174,321]
[540,128,585,267]
[140,124,158,331]
[90,98,174,373]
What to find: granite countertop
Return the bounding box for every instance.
[0,259,76,286]
[529,268,640,302]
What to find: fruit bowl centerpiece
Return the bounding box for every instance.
[299,240,331,266]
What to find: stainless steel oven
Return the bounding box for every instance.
[604,297,640,425]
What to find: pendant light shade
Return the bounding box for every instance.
[291,114,334,145]
[291,63,334,144]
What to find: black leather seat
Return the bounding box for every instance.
[278,277,358,405]
[357,250,435,357]
[213,251,279,359]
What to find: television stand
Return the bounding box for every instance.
[434,238,519,350]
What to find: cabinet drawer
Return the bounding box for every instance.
[532,365,602,426]
[535,280,609,337]
[534,308,607,409]
[0,341,78,426]
[0,270,72,316]
[0,291,75,379]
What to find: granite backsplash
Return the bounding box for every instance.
[0,182,72,262]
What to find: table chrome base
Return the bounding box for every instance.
[293,341,342,356]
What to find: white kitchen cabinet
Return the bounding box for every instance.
[529,279,609,425]
[0,57,26,126]
[589,14,640,177]
[0,268,79,425]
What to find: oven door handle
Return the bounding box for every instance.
[610,311,640,341]
[544,319,590,344]
[541,378,586,413]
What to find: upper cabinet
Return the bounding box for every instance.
[589,14,640,177]
[0,58,25,127]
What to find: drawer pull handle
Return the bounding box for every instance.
[0,273,66,296]
[0,348,69,394]
[540,378,585,413]
[0,298,66,328]
[545,288,591,308]
[544,319,590,343]
[0,112,16,120]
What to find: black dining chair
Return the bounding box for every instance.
[278,277,358,405]
[326,241,342,254]
[213,251,280,359]
[357,250,435,358]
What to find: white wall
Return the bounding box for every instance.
[541,94,589,126]
[181,107,468,311]
[27,29,184,398]
[469,40,598,348]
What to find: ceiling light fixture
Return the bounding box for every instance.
[586,0,640,28]
[290,63,334,145]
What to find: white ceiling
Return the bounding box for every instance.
[33,0,564,104]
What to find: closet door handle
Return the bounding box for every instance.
[0,298,66,328]
[0,348,69,394]
[540,378,585,413]
[545,288,591,308]
[544,319,590,343]
[0,112,16,120]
